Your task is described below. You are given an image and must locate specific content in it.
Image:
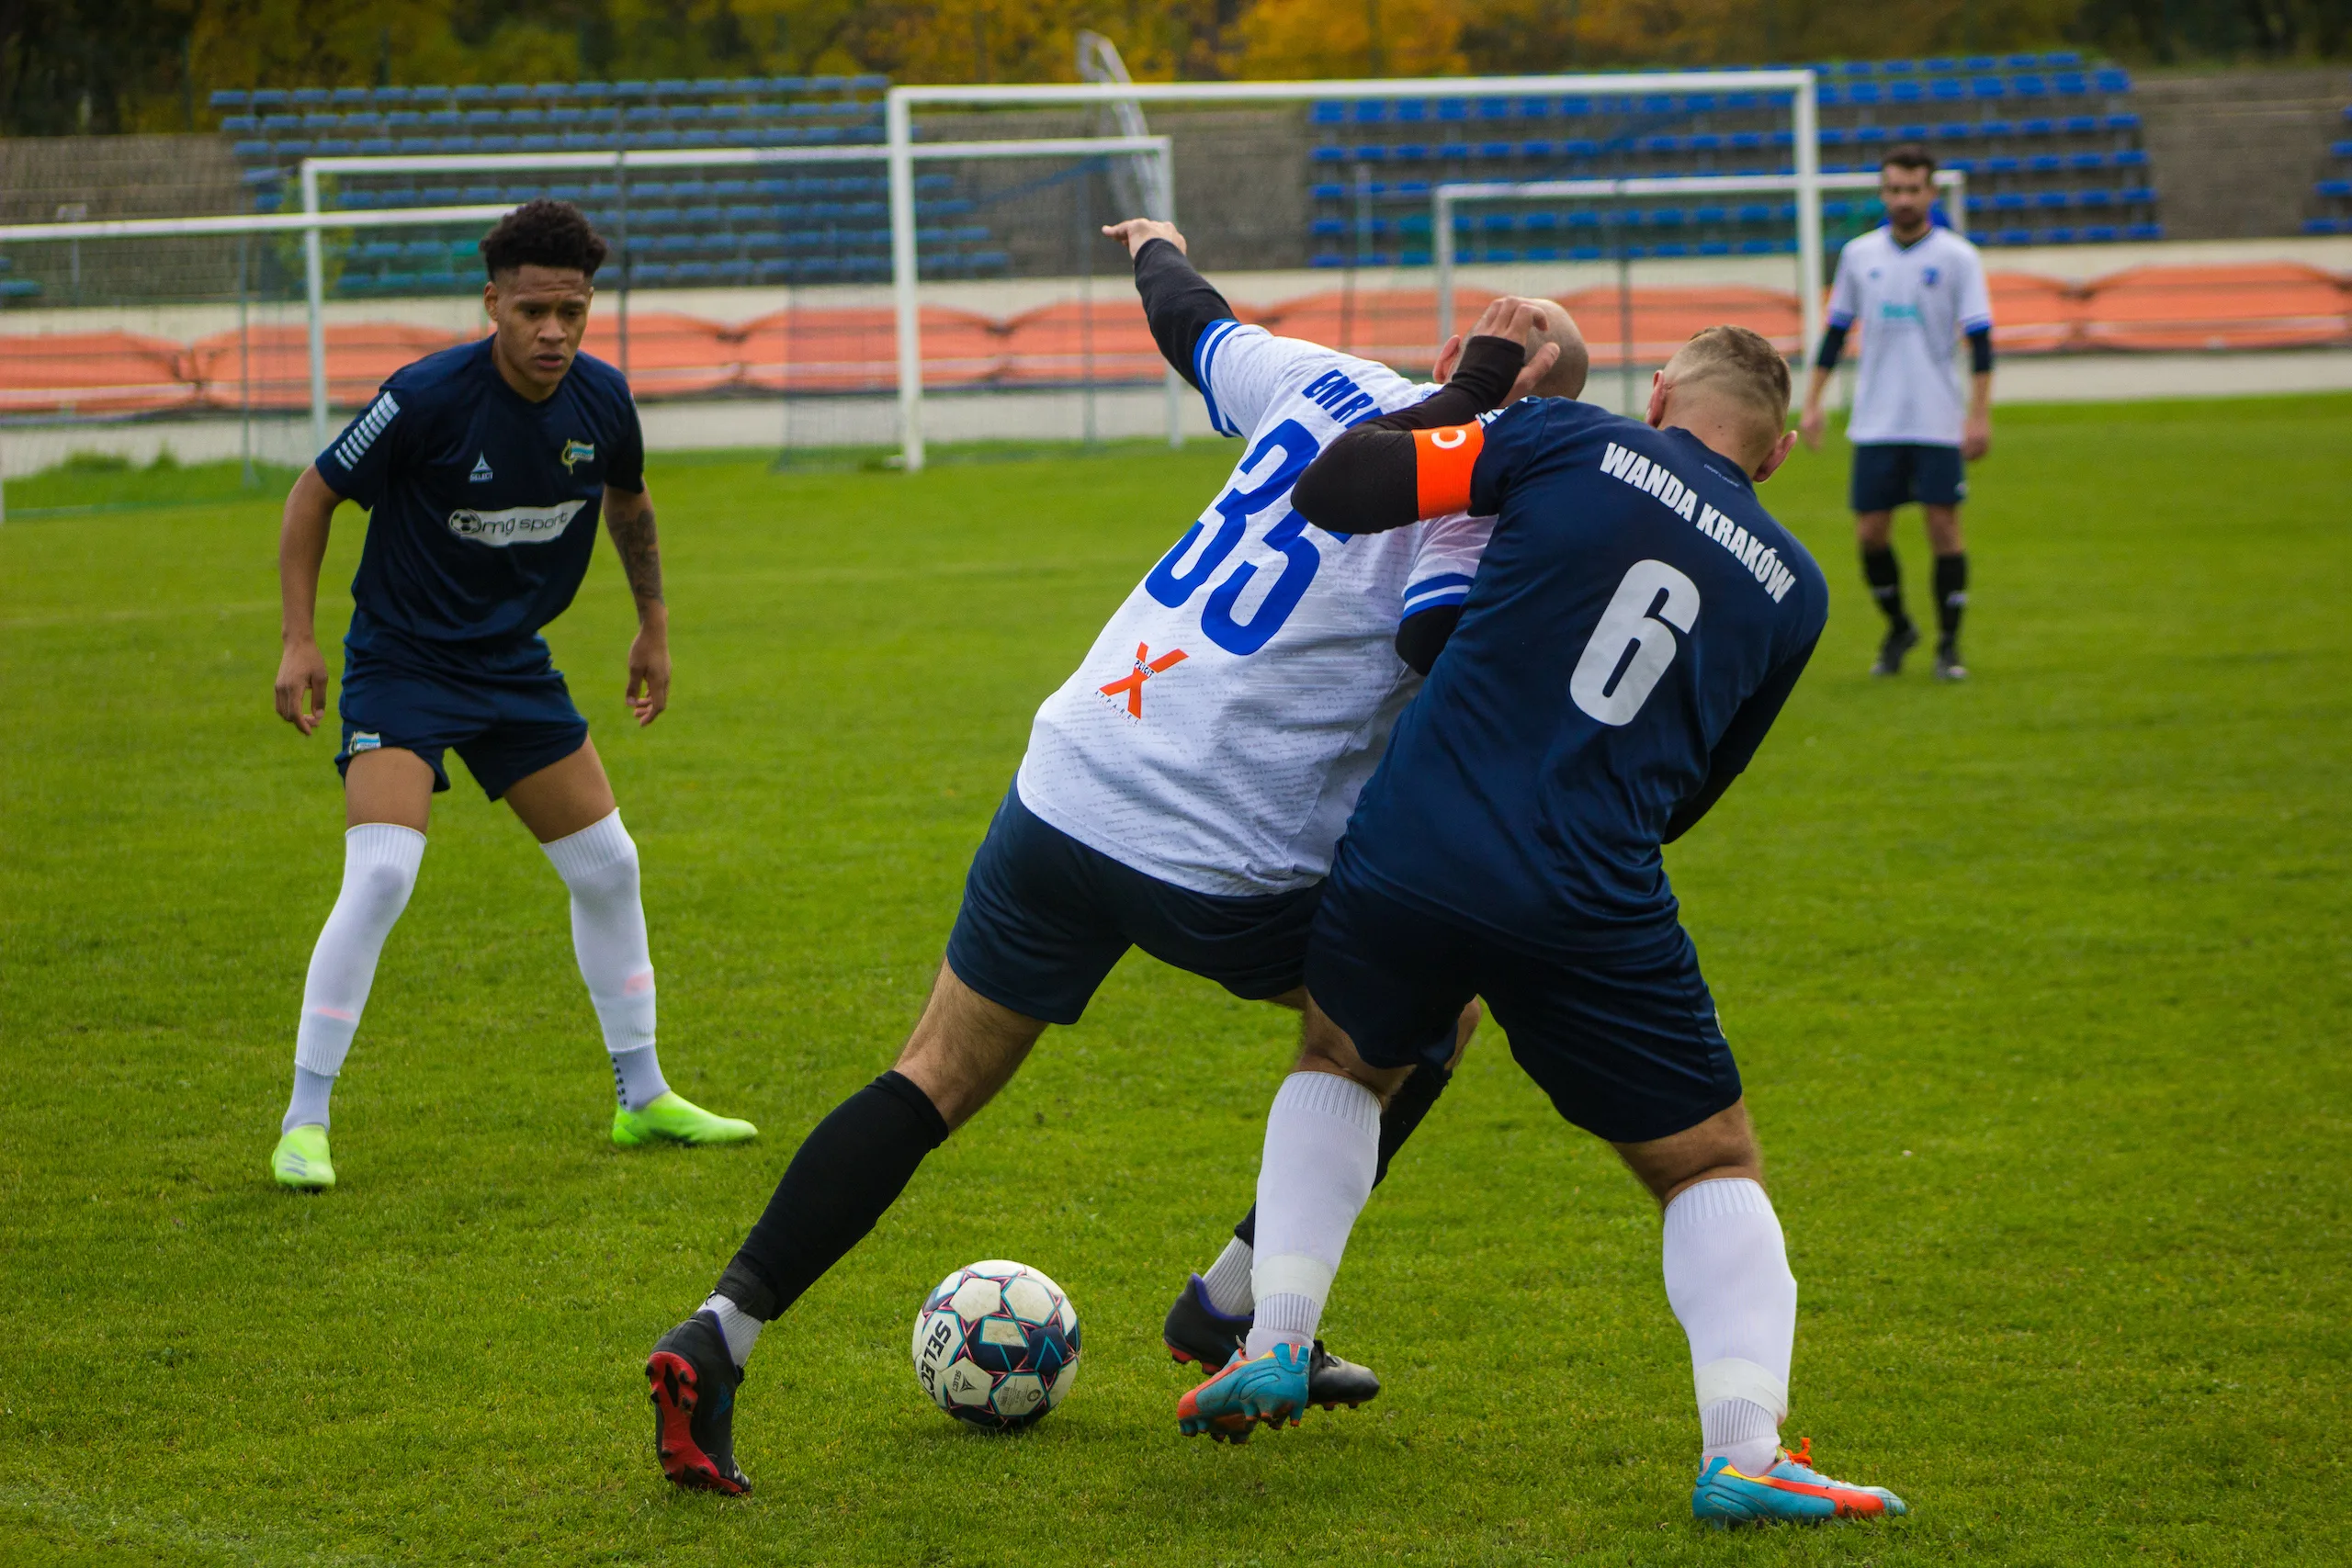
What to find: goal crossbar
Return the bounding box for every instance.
[883,72,1823,468]
[1432,168,1970,349]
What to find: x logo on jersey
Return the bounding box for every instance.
[1099,642,1188,719]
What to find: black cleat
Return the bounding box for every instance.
[1933,638,1968,682]
[1871,623,1920,677]
[1162,1273,1381,1410]
[647,1312,751,1495]
[1163,1273,1251,1371]
[1304,1340,1381,1410]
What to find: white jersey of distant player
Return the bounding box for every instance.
[1828,225,1993,446]
[1017,321,1491,897]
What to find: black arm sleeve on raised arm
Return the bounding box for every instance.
[1132,238,1235,389]
[1662,633,1820,844]
[1288,334,1527,536]
[1967,323,1994,375]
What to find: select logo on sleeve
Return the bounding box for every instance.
[446,500,587,547]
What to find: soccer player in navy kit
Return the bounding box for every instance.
[1799,146,1995,681]
[268,199,754,1190]
[1179,326,1908,1525]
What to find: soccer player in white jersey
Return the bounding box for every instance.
[1799,146,1995,681]
[635,220,1586,1494]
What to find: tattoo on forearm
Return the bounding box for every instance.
[606,501,664,605]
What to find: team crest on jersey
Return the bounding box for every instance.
[347,731,382,754]
[560,438,595,472]
[1098,641,1187,719]
[1922,266,1941,286]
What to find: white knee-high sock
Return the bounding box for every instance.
[1662,1177,1797,1476]
[1201,1235,1255,1317]
[286,824,426,1132]
[1246,1072,1381,1359]
[541,810,669,1111]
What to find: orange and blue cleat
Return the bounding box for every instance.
[1176,1342,1312,1444]
[1690,1438,1907,1526]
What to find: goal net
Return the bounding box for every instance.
[0,62,1837,486]
[885,67,1824,468]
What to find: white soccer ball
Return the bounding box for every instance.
[911,1259,1080,1430]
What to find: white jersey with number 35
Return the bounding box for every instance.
[1016,321,1492,897]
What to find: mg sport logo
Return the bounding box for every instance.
[446,500,586,547]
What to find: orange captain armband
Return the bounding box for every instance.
[1412,422,1486,518]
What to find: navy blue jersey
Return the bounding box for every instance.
[1336,397,1827,957]
[315,337,644,663]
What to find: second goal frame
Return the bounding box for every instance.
[886,70,1824,470]
[1432,169,1971,373]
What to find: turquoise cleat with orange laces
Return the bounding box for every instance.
[1176,1342,1311,1444]
[1690,1438,1908,1526]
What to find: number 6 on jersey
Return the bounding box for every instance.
[1571,560,1701,727]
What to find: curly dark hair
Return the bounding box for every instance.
[480,197,608,279]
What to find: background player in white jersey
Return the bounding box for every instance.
[636,220,1586,1494]
[1798,146,1995,682]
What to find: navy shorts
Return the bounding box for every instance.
[1850,441,1966,513]
[1306,870,1742,1145]
[944,784,1322,1026]
[336,644,589,800]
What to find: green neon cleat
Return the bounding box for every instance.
[272,1124,335,1190]
[612,1091,758,1149]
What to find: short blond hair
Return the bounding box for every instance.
[1663,325,1792,445]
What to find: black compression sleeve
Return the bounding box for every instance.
[1289,334,1527,536]
[1815,321,1850,371]
[1358,333,1524,433]
[1967,324,1994,375]
[1394,604,1463,675]
[1132,238,1234,389]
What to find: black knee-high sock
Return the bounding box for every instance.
[1933,552,1968,646]
[1860,545,1911,632]
[713,1070,950,1320]
[1231,1060,1453,1248]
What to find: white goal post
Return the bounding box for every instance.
[296,135,1174,450]
[883,70,1824,470]
[1430,167,1970,345]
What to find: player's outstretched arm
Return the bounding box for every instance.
[275,465,343,735]
[1291,300,1544,536]
[1103,219,1233,389]
[604,482,670,727]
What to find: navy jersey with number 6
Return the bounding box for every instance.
[314,336,645,664]
[1334,397,1827,958]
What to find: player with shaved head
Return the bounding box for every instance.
[1176,326,1909,1527]
[639,219,1588,1495]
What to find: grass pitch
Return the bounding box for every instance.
[3,397,2347,1566]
